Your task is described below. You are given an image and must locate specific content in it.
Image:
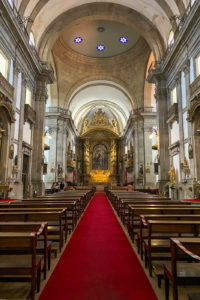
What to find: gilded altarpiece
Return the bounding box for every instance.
[80,109,119,185]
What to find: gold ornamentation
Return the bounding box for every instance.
[183,157,190,175]
[81,109,119,136]
[188,144,193,159]
[146,163,151,173]
[9,144,14,159]
[112,119,118,134]
[168,164,176,184]
[90,109,111,127]
[90,170,110,183]
[82,118,88,134]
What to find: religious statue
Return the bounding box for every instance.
[183,156,190,175]
[112,119,118,134]
[57,164,63,177]
[9,144,14,159]
[168,164,176,183]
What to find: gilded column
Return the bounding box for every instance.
[83,140,90,175]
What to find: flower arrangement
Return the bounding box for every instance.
[14,178,20,184]
[182,178,187,184]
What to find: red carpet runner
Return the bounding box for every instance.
[39,193,158,300]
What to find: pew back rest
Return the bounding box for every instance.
[0,233,36,251]
[148,221,200,236]
[131,207,200,217]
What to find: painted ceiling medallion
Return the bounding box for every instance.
[74,37,83,44]
[97,45,105,51]
[119,37,128,44]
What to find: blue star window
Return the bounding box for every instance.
[97,45,105,51]
[74,37,83,44]
[119,37,128,44]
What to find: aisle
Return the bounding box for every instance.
[39,193,158,300]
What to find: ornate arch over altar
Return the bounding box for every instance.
[80,109,119,185]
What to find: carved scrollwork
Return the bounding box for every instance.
[81,109,119,136]
[187,94,200,122]
[0,92,15,123]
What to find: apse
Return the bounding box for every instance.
[68,80,133,134]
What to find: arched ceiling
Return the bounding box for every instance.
[61,19,140,58]
[15,0,190,135]
[68,80,132,134]
[18,0,186,49]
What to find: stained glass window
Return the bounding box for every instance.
[119,37,128,44]
[97,45,105,51]
[74,37,83,44]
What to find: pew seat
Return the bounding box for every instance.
[144,221,200,276]
[164,238,200,300]
[0,233,42,300]
[0,282,31,299]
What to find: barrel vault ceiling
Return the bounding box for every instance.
[16,0,190,134]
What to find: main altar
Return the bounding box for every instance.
[80,109,119,186]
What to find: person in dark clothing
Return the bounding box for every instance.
[60,182,64,190]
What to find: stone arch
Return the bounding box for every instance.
[67,79,133,132]
[37,3,165,62]
[187,95,200,122]
[0,95,16,123]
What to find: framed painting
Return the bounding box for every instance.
[92,144,108,170]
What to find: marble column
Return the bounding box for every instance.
[31,77,47,195]
[155,80,170,192]
[134,117,145,187]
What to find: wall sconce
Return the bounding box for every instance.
[149,128,158,139]
[44,128,54,139]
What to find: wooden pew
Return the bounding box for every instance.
[120,200,190,224]
[0,201,78,231]
[111,193,169,211]
[36,190,93,208]
[0,222,49,279]
[24,197,83,216]
[106,190,147,207]
[128,206,200,241]
[139,214,200,260]
[164,238,200,300]
[145,221,200,277]
[0,232,42,300]
[0,210,66,252]
[22,200,79,226]
[0,207,68,243]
